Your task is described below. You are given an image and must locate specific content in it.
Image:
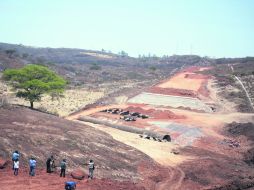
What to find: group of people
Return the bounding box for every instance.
[11,151,39,177]
[11,151,95,180]
[12,150,20,176]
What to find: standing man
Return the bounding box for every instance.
[88,160,95,179]
[29,157,37,176]
[12,150,20,170]
[60,159,67,177]
[46,155,54,173]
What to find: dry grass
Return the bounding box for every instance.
[8,88,105,116]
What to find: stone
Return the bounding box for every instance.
[71,169,86,180]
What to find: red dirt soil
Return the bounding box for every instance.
[197,81,210,97]
[182,66,211,73]
[148,87,197,98]
[0,166,144,190]
[126,106,185,120]
[185,73,211,80]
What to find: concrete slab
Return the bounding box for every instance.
[128,92,212,112]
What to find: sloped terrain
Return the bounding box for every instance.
[0,105,157,182]
[1,43,254,189]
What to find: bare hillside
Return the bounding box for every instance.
[0,105,156,181]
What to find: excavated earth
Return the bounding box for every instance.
[67,66,254,189]
[1,66,254,190]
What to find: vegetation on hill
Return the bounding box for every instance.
[2,64,66,108]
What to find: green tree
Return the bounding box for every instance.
[2,64,66,109]
[118,50,128,57]
[149,66,157,71]
[89,63,101,70]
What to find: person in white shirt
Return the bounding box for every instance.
[13,160,19,176]
[29,157,37,176]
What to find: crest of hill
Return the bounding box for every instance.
[0,42,214,67]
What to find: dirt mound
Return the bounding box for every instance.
[126,106,185,119]
[148,87,197,98]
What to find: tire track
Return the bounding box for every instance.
[155,167,185,190]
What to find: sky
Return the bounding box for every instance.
[0,0,253,57]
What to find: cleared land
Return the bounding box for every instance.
[68,66,254,189]
[156,67,210,92]
[128,92,212,112]
[8,88,105,116]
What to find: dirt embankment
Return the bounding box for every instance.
[125,106,185,120]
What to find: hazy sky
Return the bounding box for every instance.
[0,0,253,57]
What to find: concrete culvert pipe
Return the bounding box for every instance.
[78,116,171,142]
[163,135,171,142]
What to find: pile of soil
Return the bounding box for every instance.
[148,87,197,98]
[126,106,185,120]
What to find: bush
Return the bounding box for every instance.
[89,64,101,70]
[149,66,157,71]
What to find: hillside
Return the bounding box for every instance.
[0,42,214,116]
[0,105,161,181]
[1,43,254,190]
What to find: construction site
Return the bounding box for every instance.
[0,44,254,190]
[63,66,254,189]
[0,61,254,190]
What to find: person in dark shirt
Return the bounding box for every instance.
[88,160,95,179]
[46,155,54,173]
[60,159,67,177]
